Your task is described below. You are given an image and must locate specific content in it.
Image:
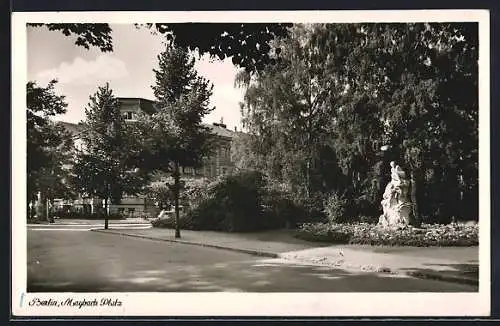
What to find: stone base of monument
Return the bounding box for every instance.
[378,203,412,228]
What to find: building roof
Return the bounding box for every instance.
[117,97,155,102]
[118,97,240,138]
[117,97,156,115]
[203,123,239,139]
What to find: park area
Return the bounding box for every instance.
[25,21,481,295]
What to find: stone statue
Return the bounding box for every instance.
[378,161,412,227]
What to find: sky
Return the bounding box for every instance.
[27,24,246,131]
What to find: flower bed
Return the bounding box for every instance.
[295,222,478,247]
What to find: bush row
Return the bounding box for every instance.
[295,222,478,246]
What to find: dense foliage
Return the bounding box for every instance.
[296,222,478,247]
[27,80,75,220]
[70,83,145,227]
[28,23,113,52]
[152,171,307,232]
[236,23,478,224]
[143,175,210,209]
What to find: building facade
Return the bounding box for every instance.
[58,97,239,217]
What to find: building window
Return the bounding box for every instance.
[123,112,134,120]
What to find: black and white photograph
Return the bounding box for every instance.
[12,10,490,317]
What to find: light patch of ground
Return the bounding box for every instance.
[272,246,470,277]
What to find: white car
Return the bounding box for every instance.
[157,206,184,219]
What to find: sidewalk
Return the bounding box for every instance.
[93,228,321,257]
[93,227,479,286]
[28,217,151,226]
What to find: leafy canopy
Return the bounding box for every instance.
[138,46,215,174]
[237,23,478,222]
[28,23,292,72]
[27,80,74,201]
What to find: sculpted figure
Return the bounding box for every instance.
[378,161,412,227]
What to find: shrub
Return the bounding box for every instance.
[260,178,310,228]
[152,171,343,233]
[323,192,348,223]
[295,222,479,247]
[153,171,299,232]
[300,192,328,224]
[359,215,379,224]
[151,214,198,230]
[152,171,261,232]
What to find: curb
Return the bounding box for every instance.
[93,229,478,286]
[91,229,279,258]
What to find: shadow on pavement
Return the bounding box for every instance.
[28,260,478,293]
[399,262,479,287]
[27,229,478,293]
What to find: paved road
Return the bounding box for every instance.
[27,229,477,292]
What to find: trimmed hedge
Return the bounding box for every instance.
[295,222,478,247]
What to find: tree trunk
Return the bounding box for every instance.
[104,197,109,230]
[47,198,54,223]
[174,162,181,239]
[409,169,420,226]
[305,160,310,199]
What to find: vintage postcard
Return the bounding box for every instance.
[12,10,490,317]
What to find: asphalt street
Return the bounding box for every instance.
[27,229,477,292]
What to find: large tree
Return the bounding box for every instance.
[71,83,145,229]
[237,23,478,223]
[28,23,113,52]
[136,46,214,238]
[237,25,349,215]
[27,80,74,221]
[318,22,480,223]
